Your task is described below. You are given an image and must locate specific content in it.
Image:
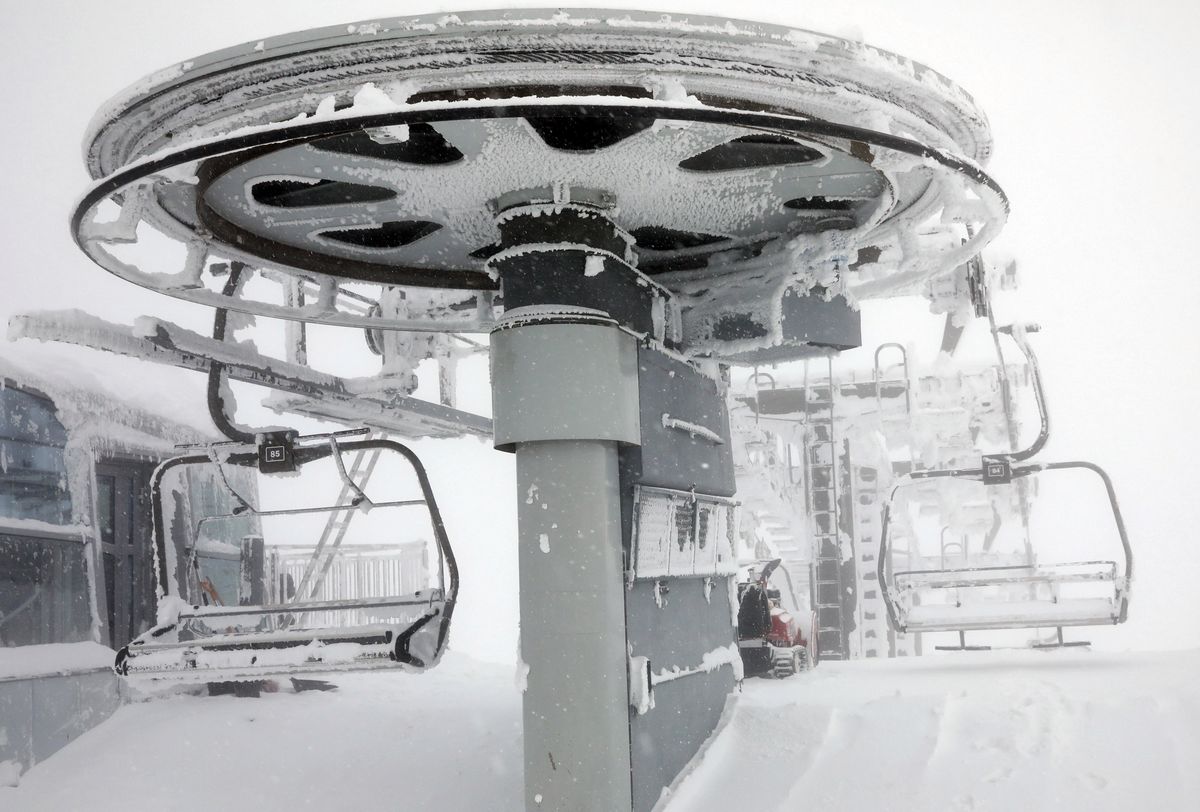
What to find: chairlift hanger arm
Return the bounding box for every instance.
[327,434,372,509]
[992,324,1049,463]
[207,261,261,445]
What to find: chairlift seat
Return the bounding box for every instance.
[891,561,1126,632]
[116,598,447,682]
[902,597,1120,632]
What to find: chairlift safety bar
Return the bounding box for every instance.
[176,592,444,621]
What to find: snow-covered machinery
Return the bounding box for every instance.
[877,325,1133,648]
[39,9,1009,810]
[115,428,457,683]
[736,558,816,678]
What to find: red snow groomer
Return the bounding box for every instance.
[737,559,816,678]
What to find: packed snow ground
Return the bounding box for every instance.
[664,649,1200,812]
[3,648,1198,811]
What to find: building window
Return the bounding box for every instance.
[0,385,91,647]
[0,386,73,524]
[0,531,91,647]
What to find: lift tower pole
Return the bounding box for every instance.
[490,206,647,809]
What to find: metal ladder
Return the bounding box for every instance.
[290,443,385,604]
[869,343,917,656]
[850,464,887,657]
[873,343,913,432]
[807,355,849,660]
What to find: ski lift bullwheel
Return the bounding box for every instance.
[73,9,1007,343]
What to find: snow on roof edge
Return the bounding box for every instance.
[0,343,218,457]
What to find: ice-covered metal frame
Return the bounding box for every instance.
[877,461,1133,633]
[72,8,1007,347]
[74,100,1006,336]
[114,434,458,682]
[875,329,1133,635]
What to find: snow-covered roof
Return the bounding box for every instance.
[0,641,114,682]
[0,343,217,459]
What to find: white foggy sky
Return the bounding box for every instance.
[0,2,1197,653]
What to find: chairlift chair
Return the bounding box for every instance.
[876,324,1133,647]
[114,428,459,683]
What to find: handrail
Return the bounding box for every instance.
[895,561,1119,591]
[178,592,443,621]
[939,526,966,568]
[896,560,1118,579]
[873,342,912,417]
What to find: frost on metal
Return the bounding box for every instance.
[10,309,492,440]
[629,653,654,714]
[70,8,1004,363]
[650,641,743,687]
[630,486,740,581]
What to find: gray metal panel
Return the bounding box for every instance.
[631,670,732,812]
[0,670,121,778]
[517,440,633,811]
[31,677,79,763]
[68,671,123,752]
[491,323,641,451]
[780,291,861,349]
[715,292,862,365]
[622,348,735,497]
[626,575,738,812]
[626,576,738,681]
[32,671,122,765]
[0,680,35,772]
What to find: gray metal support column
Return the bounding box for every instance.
[492,314,641,812]
[516,440,631,810]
